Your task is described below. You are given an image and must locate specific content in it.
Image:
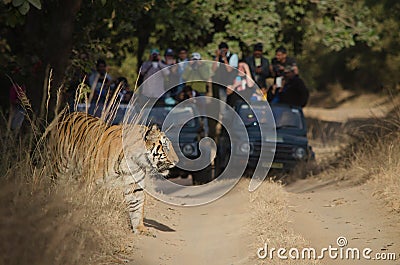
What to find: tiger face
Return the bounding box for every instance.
[144,125,179,176]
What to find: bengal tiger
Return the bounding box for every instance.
[48,111,178,234]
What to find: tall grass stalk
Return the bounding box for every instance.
[0,76,138,265]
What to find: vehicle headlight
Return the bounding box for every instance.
[293,147,306,159]
[239,143,251,154]
[182,144,195,156]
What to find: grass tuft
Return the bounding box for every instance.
[0,78,139,264]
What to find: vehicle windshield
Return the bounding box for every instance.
[271,105,304,130]
[141,104,198,128]
[237,104,304,130]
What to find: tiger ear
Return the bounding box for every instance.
[144,124,160,142]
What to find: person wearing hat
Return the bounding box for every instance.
[244,42,271,91]
[138,48,170,101]
[163,48,181,97]
[182,52,210,95]
[267,65,308,107]
[163,48,176,65]
[182,52,211,135]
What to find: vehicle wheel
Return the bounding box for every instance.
[180,173,189,179]
[214,140,230,177]
[214,153,228,177]
[167,172,180,179]
[191,164,213,185]
[292,160,317,179]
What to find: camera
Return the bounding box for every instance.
[151,53,159,62]
[191,60,198,69]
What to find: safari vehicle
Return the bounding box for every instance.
[75,103,129,125]
[216,101,314,177]
[135,101,213,185]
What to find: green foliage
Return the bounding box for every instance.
[1,0,41,26]
[225,1,281,52]
[305,0,379,52]
[1,0,400,106]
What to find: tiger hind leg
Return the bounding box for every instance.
[124,187,147,234]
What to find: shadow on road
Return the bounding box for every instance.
[144,218,175,232]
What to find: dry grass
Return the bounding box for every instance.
[346,129,400,212]
[0,82,139,265]
[368,141,400,212]
[312,96,400,213]
[247,94,399,264]
[249,179,318,264]
[0,128,137,265]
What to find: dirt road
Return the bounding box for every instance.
[286,178,400,264]
[130,177,400,265]
[130,180,254,265]
[129,94,400,264]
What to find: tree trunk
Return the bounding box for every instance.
[136,12,154,71]
[24,0,82,120]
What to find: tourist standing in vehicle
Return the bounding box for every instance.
[138,48,170,103]
[226,61,256,107]
[163,48,179,97]
[270,46,298,79]
[268,66,308,107]
[115,77,132,104]
[211,42,239,103]
[182,52,210,135]
[88,59,113,104]
[176,47,190,93]
[87,59,113,116]
[245,43,271,91]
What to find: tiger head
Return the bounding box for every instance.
[144,125,179,176]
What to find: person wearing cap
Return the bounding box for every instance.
[163,48,180,97]
[138,48,170,101]
[182,52,210,95]
[244,42,271,91]
[267,65,308,107]
[163,48,176,65]
[182,52,211,135]
[182,52,210,96]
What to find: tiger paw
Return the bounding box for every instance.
[135,225,156,237]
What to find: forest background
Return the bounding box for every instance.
[1,0,399,114]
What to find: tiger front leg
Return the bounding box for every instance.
[124,187,147,234]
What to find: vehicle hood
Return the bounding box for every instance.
[273,132,309,146]
[231,128,308,146]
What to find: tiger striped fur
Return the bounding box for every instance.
[49,111,178,233]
